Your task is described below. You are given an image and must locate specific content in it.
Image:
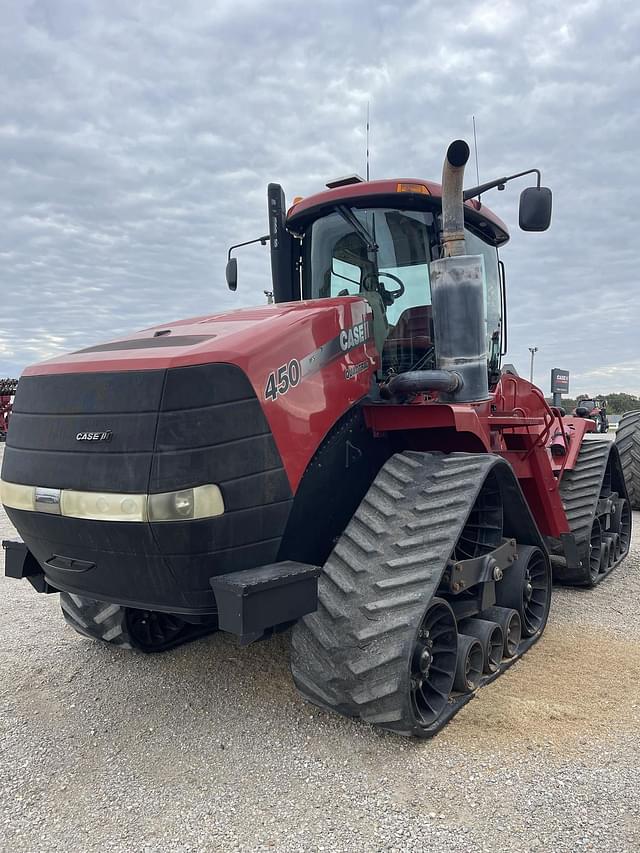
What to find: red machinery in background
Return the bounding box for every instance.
[0,379,17,442]
[573,396,609,433]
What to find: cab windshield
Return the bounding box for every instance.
[301,206,502,375]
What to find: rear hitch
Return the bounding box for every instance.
[2,540,56,594]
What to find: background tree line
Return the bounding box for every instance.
[545,393,640,414]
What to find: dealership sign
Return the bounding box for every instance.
[550,368,570,395]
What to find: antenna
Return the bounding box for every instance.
[366,101,370,181]
[472,115,480,199]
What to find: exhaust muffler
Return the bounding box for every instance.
[385,140,490,403]
[430,140,490,403]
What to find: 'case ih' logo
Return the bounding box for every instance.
[76,431,113,442]
[339,319,371,352]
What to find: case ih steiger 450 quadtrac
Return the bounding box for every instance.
[1,141,632,737]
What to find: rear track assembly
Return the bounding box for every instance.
[553,437,631,586]
[60,593,217,652]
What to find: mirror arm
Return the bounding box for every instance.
[227,235,270,261]
[463,168,541,201]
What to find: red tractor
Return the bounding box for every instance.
[1,141,631,738]
[573,396,609,433]
[0,379,17,442]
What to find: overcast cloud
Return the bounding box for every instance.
[1,0,639,395]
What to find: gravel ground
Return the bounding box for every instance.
[1,444,639,852]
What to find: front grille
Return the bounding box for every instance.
[2,370,164,491]
[2,363,294,608]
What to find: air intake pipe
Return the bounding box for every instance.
[385,140,490,403]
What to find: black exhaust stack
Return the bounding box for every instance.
[385,140,489,403]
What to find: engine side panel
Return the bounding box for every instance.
[19,298,379,493]
[2,301,380,612]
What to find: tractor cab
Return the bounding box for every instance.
[297,199,504,378]
[575,399,597,415]
[226,151,551,397]
[262,178,512,385]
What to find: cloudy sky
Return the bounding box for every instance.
[1,0,639,395]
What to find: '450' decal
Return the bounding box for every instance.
[264,359,301,401]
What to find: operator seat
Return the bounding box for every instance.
[382,305,434,373]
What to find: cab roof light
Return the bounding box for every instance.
[396,183,430,194]
[325,174,366,189]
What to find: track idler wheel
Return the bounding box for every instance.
[602,533,620,565]
[611,498,631,557]
[458,618,503,673]
[479,606,521,657]
[495,545,551,637]
[410,598,458,727]
[587,517,603,582]
[453,634,484,693]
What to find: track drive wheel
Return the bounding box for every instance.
[60,593,216,652]
[495,545,551,637]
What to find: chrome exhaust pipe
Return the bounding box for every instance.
[441,140,470,258]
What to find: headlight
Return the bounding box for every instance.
[148,485,225,522]
[0,481,35,512]
[61,490,147,522]
[0,479,225,522]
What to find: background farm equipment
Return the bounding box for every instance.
[0,379,17,442]
[573,395,609,433]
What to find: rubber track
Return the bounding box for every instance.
[615,410,640,510]
[558,437,625,584]
[60,593,216,651]
[290,451,505,737]
[60,592,132,648]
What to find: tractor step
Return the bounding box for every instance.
[210,561,320,645]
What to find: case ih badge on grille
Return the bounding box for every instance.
[76,431,113,442]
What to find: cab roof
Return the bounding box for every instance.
[286,178,510,247]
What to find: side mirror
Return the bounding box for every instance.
[226,257,238,291]
[519,186,553,232]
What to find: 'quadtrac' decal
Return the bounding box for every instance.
[344,361,369,380]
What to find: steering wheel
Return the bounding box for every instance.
[362,271,405,304]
